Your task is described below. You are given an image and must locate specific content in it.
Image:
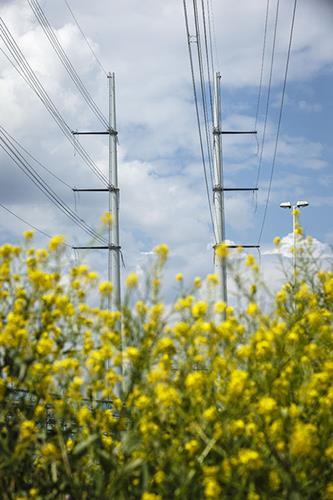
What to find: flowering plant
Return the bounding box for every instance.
[0,234,332,499]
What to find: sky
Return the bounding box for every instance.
[0,0,332,300]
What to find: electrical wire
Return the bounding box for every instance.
[0,18,109,187]
[28,0,108,129]
[0,126,72,190]
[200,0,214,129]
[0,201,75,249]
[192,0,215,189]
[0,201,53,240]
[257,0,298,245]
[183,0,217,243]
[0,127,107,244]
[254,0,280,193]
[254,0,270,131]
[63,0,108,77]
[205,0,226,207]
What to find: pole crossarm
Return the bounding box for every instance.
[213,185,258,192]
[72,128,118,136]
[225,245,260,249]
[72,245,121,250]
[213,129,257,135]
[72,187,118,192]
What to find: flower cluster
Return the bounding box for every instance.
[0,234,332,499]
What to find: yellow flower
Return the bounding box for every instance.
[154,243,169,262]
[207,273,219,285]
[324,484,333,500]
[231,419,245,434]
[175,295,194,311]
[154,470,166,485]
[193,276,202,288]
[136,300,147,315]
[273,236,281,246]
[100,211,113,225]
[19,420,37,441]
[192,300,208,318]
[23,230,34,240]
[204,478,221,498]
[215,243,229,259]
[125,346,140,361]
[66,438,74,452]
[154,383,180,407]
[185,439,200,455]
[228,370,248,395]
[247,302,258,316]
[36,333,55,356]
[77,407,91,426]
[101,435,113,449]
[36,248,48,262]
[176,273,183,282]
[214,301,227,314]
[238,449,262,470]
[41,442,58,459]
[0,379,6,401]
[142,493,161,500]
[185,371,205,390]
[258,397,277,415]
[269,470,281,491]
[48,235,65,252]
[290,421,317,456]
[99,281,113,295]
[203,406,217,422]
[246,254,256,267]
[126,272,139,288]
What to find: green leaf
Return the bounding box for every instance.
[72,434,98,457]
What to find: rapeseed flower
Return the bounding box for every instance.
[100,211,113,225]
[48,235,65,251]
[126,272,139,288]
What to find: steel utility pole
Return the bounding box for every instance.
[72,73,121,311]
[108,73,121,311]
[212,72,227,303]
[212,72,260,303]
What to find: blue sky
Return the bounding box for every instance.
[0,0,332,295]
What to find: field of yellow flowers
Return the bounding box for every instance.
[0,232,332,499]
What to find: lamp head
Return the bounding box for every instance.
[280,202,292,209]
[296,200,309,208]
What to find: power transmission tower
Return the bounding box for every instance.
[212,72,259,303]
[72,72,121,311]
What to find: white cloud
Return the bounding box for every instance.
[263,233,333,259]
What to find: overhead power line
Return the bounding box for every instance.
[183,0,217,243]
[2,127,72,190]
[0,125,107,244]
[0,201,54,241]
[254,0,271,131]
[257,0,298,244]
[201,0,214,119]
[254,0,280,193]
[28,0,108,129]
[0,18,109,187]
[63,0,108,77]
[192,0,215,189]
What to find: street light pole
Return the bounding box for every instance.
[280,200,309,283]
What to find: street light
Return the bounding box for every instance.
[280,200,309,282]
